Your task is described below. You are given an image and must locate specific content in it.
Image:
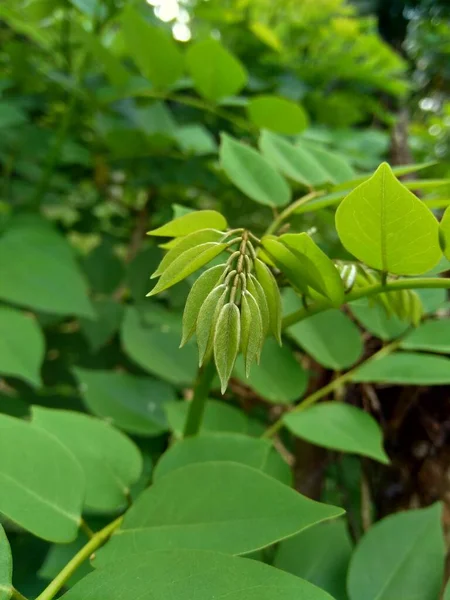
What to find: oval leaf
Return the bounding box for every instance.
[186,39,247,102]
[335,163,442,275]
[348,504,445,600]
[400,319,450,354]
[0,525,11,600]
[248,96,308,134]
[32,407,143,512]
[352,352,450,385]
[166,400,248,438]
[94,462,343,565]
[0,414,84,542]
[64,549,335,600]
[214,302,241,393]
[220,134,291,207]
[283,403,389,464]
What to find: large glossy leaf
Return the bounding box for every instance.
[0,525,11,600]
[95,462,343,565]
[259,131,328,186]
[64,549,335,600]
[350,298,409,341]
[348,504,445,600]
[186,39,247,101]
[284,403,389,464]
[153,433,291,484]
[121,307,197,386]
[121,6,182,90]
[400,319,450,353]
[336,163,442,275]
[274,521,353,600]
[74,368,174,436]
[352,352,450,385]
[220,134,291,207]
[0,219,93,317]
[32,407,142,512]
[0,307,44,387]
[247,97,308,134]
[289,310,363,369]
[166,400,248,438]
[0,414,84,542]
[148,210,227,237]
[235,338,308,404]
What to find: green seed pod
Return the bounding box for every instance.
[196,284,228,366]
[254,259,282,344]
[247,274,270,337]
[214,302,241,394]
[240,290,263,375]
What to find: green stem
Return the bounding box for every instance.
[35,517,123,600]
[264,191,323,237]
[80,518,94,539]
[282,277,450,329]
[183,361,216,437]
[262,339,401,439]
[11,589,28,600]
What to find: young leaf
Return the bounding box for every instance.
[0,414,84,542]
[148,242,227,296]
[181,264,226,346]
[65,549,336,600]
[247,274,270,337]
[121,6,183,90]
[348,504,445,600]
[439,204,450,259]
[94,462,344,565]
[335,163,442,275]
[214,302,241,393]
[152,229,224,278]
[352,352,450,385]
[148,210,227,237]
[247,96,309,134]
[197,285,228,365]
[240,291,263,376]
[283,403,389,464]
[254,259,282,343]
[259,131,328,187]
[280,233,345,306]
[32,407,143,512]
[186,39,247,102]
[220,134,291,207]
[0,525,12,600]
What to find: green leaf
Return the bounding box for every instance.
[280,233,345,306]
[298,141,355,184]
[153,433,290,484]
[0,307,44,387]
[333,161,437,192]
[0,102,26,129]
[352,352,450,385]
[122,307,197,386]
[148,242,227,296]
[148,210,227,237]
[254,259,282,343]
[197,285,228,365]
[94,462,343,565]
[240,291,263,376]
[347,504,445,600]
[274,521,353,600]
[247,97,308,134]
[439,205,450,260]
[64,549,336,600]
[186,38,247,102]
[152,230,225,278]
[121,6,183,90]
[0,219,94,317]
[259,131,328,187]
[416,287,447,313]
[400,319,450,353]
[0,414,84,542]
[175,124,217,155]
[289,309,363,369]
[284,403,389,464]
[80,299,124,352]
[220,134,291,207]
[247,274,270,337]
[0,525,12,600]
[214,302,241,393]
[335,163,442,275]
[166,400,248,437]
[32,407,143,512]
[74,368,174,437]
[182,264,226,346]
[350,298,410,341]
[235,337,308,404]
